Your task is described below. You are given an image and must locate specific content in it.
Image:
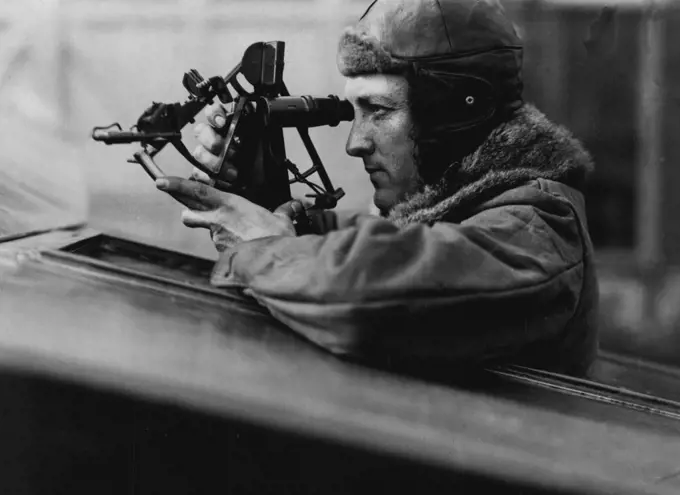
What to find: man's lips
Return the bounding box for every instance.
[366,168,386,186]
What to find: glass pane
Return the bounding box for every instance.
[0,15,88,240]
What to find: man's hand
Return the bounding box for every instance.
[192,101,240,186]
[156,177,298,252]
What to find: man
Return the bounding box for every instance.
[156,0,598,376]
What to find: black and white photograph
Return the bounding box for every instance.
[0,0,679,493]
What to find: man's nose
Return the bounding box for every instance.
[345,120,374,157]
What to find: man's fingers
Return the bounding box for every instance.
[167,192,212,212]
[189,167,215,185]
[192,144,239,177]
[191,145,222,175]
[181,208,212,229]
[194,123,226,155]
[156,177,229,209]
[189,167,238,195]
[273,200,306,220]
[205,101,234,129]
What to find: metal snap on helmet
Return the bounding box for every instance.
[337,0,524,131]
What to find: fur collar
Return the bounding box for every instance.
[387,103,594,227]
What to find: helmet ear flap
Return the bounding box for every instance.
[408,69,498,133]
[406,70,501,185]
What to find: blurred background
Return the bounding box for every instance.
[0,0,678,366]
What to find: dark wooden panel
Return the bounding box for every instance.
[0,369,601,495]
[1,236,680,494]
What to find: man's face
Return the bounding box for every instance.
[344,74,422,214]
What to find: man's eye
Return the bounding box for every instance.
[367,104,388,115]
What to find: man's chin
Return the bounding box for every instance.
[372,190,397,217]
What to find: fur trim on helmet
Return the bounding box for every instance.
[387,103,594,227]
[337,26,411,76]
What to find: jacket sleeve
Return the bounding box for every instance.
[305,209,377,234]
[211,201,586,364]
